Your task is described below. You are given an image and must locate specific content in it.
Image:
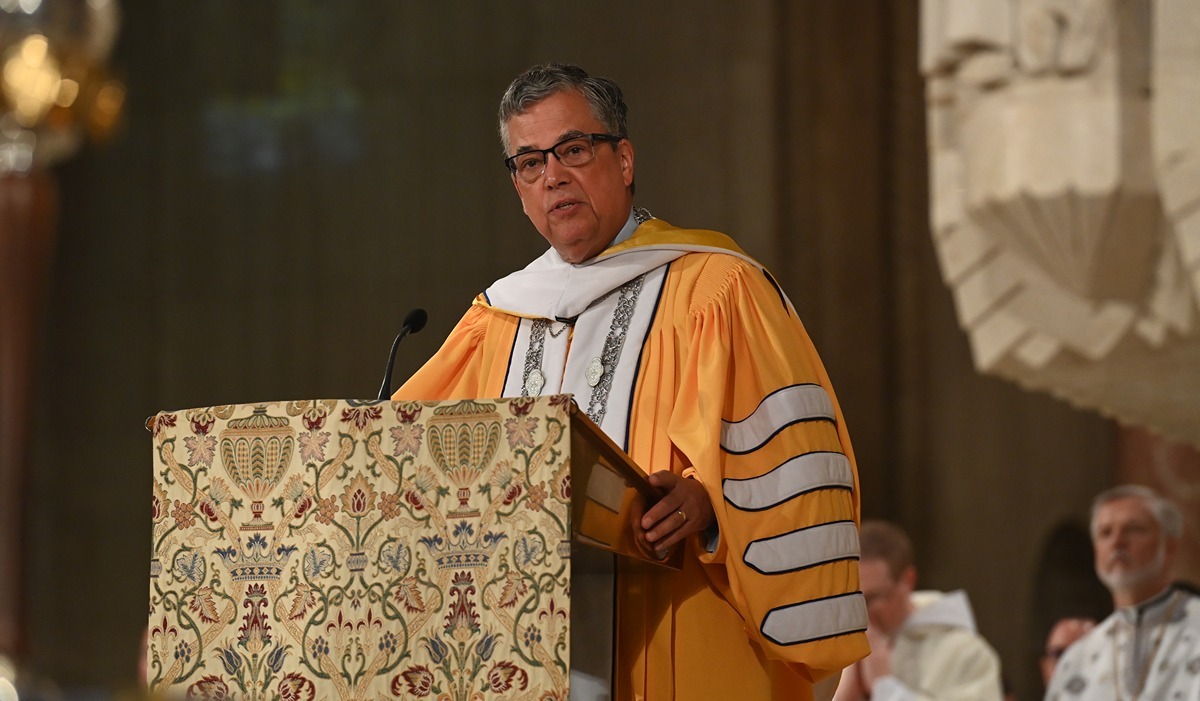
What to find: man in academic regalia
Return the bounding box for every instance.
[396,62,869,701]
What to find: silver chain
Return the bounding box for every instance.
[521,319,549,397]
[585,274,645,426]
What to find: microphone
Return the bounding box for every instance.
[377,308,428,400]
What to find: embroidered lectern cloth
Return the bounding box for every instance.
[149,396,574,700]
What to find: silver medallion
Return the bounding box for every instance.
[585,357,605,387]
[525,368,545,396]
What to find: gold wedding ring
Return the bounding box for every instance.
[677,509,688,523]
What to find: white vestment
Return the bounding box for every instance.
[1045,586,1200,700]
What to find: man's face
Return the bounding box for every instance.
[1092,496,1170,593]
[859,559,913,637]
[504,89,634,264]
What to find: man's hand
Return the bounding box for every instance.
[859,625,894,694]
[639,472,715,559]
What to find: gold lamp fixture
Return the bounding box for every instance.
[0,0,125,172]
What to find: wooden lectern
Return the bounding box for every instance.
[147,396,674,699]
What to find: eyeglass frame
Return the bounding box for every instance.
[503,132,624,183]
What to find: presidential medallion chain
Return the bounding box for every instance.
[520,273,648,427]
[521,206,653,403]
[522,320,549,397]
[585,274,645,426]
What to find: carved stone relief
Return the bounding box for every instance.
[922,0,1200,447]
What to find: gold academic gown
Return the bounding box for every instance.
[396,218,869,700]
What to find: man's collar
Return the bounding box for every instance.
[1116,584,1180,624]
[481,214,754,320]
[609,208,639,248]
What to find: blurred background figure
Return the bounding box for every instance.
[1039,617,1095,686]
[834,520,1004,701]
[0,653,15,701]
[1045,485,1200,699]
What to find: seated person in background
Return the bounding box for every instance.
[833,519,1004,701]
[1039,617,1095,687]
[1045,484,1200,700]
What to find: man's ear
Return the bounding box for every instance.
[1164,536,1182,569]
[512,175,531,216]
[900,565,918,592]
[618,139,635,188]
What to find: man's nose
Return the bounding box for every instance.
[542,153,570,186]
[1107,531,1130,549]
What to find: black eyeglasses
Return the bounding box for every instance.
[504,133,623,183]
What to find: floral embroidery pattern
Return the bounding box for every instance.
[150,398,573,699]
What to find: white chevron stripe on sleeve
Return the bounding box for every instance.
[723,452,853,511]
[761,592,868,646]
[720,384,834,455]
[743,520,860,575]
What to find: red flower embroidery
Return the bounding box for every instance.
[395,666,434,697]
[340,473,377,517]
[186,676,229,700]
[197,498,221,522]
[187,409,215,436]
[487,661,529,692]
[292,495,314,520]
[341,406,383,433]
[278,672,315,701]
[508,397,536,416]
[302,406,328,431]
[396,402,423,423]
[152,413,177,438]
[502,483,524,506]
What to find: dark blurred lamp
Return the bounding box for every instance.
[0,0,123,172]
[0,0,125,683]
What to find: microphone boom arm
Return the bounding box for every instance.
[377,308,428,400]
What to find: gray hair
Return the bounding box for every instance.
[497,63,629,154]
[1090,484,1183,539]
